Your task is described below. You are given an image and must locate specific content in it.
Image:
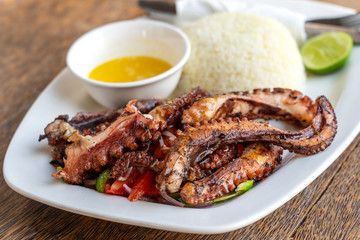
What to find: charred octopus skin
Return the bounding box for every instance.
[49,100,166,184]
[182,88,317,127]
[61,98,167,133]
[187,144,238,181]
[157,95,337,194]
[149,87,209,125]
[111,151,163,178]
[39,98,167,166]
[181,142,282,204]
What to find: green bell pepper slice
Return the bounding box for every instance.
[96,168,110,193]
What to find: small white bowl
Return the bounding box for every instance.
[66,19,190,108]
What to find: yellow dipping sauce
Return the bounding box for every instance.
[89,56,172,83]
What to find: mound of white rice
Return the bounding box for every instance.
[171,12,305,97]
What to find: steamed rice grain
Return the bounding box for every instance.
[171,12,305,97]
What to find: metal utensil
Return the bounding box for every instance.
[307,13,360,29]
[139,0,176,14]
[305,22,360,42]
[138,0,360,43]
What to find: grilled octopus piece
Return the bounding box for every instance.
[149,87,209,125]
[181,142,282,204]
[157,96,337,193]
[48,100,166,184]
[135,98,167,114]
[68,110,121,132]
[182,88,317,127]
[186,165,211,182]
[111,151,163,178]
[199,144,238,170]
[110,144,238,182]
[39,115,76,167]
[39,98,166,166]
[39,112,116,167]
[111,137,238,182]
[187,144,238,181]
[67,98,166,132]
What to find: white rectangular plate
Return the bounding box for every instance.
[4,0,360,234]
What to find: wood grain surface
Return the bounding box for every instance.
[0,0,359,239]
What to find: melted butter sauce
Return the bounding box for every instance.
[89,56,172,83]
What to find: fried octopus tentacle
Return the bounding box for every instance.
[149,87,209,125]
[157,96,337,193]
[52,100,166,184]
[182,88,317,127]
[181,142,282,204]
[111,151,163,178]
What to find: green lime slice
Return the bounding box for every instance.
[301,32,353,74]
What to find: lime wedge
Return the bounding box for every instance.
[301,32,353,74]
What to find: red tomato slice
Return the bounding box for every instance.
[104,179,112,194]
[154,144,165,159]
[105,168,141,195]
[108,180,127,195]
[145,183,160,197]
[128,168,157,201]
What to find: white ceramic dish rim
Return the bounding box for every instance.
[4,0,360,235]
[66,18,191,88]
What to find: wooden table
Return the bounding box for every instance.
[0,0,359,239]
